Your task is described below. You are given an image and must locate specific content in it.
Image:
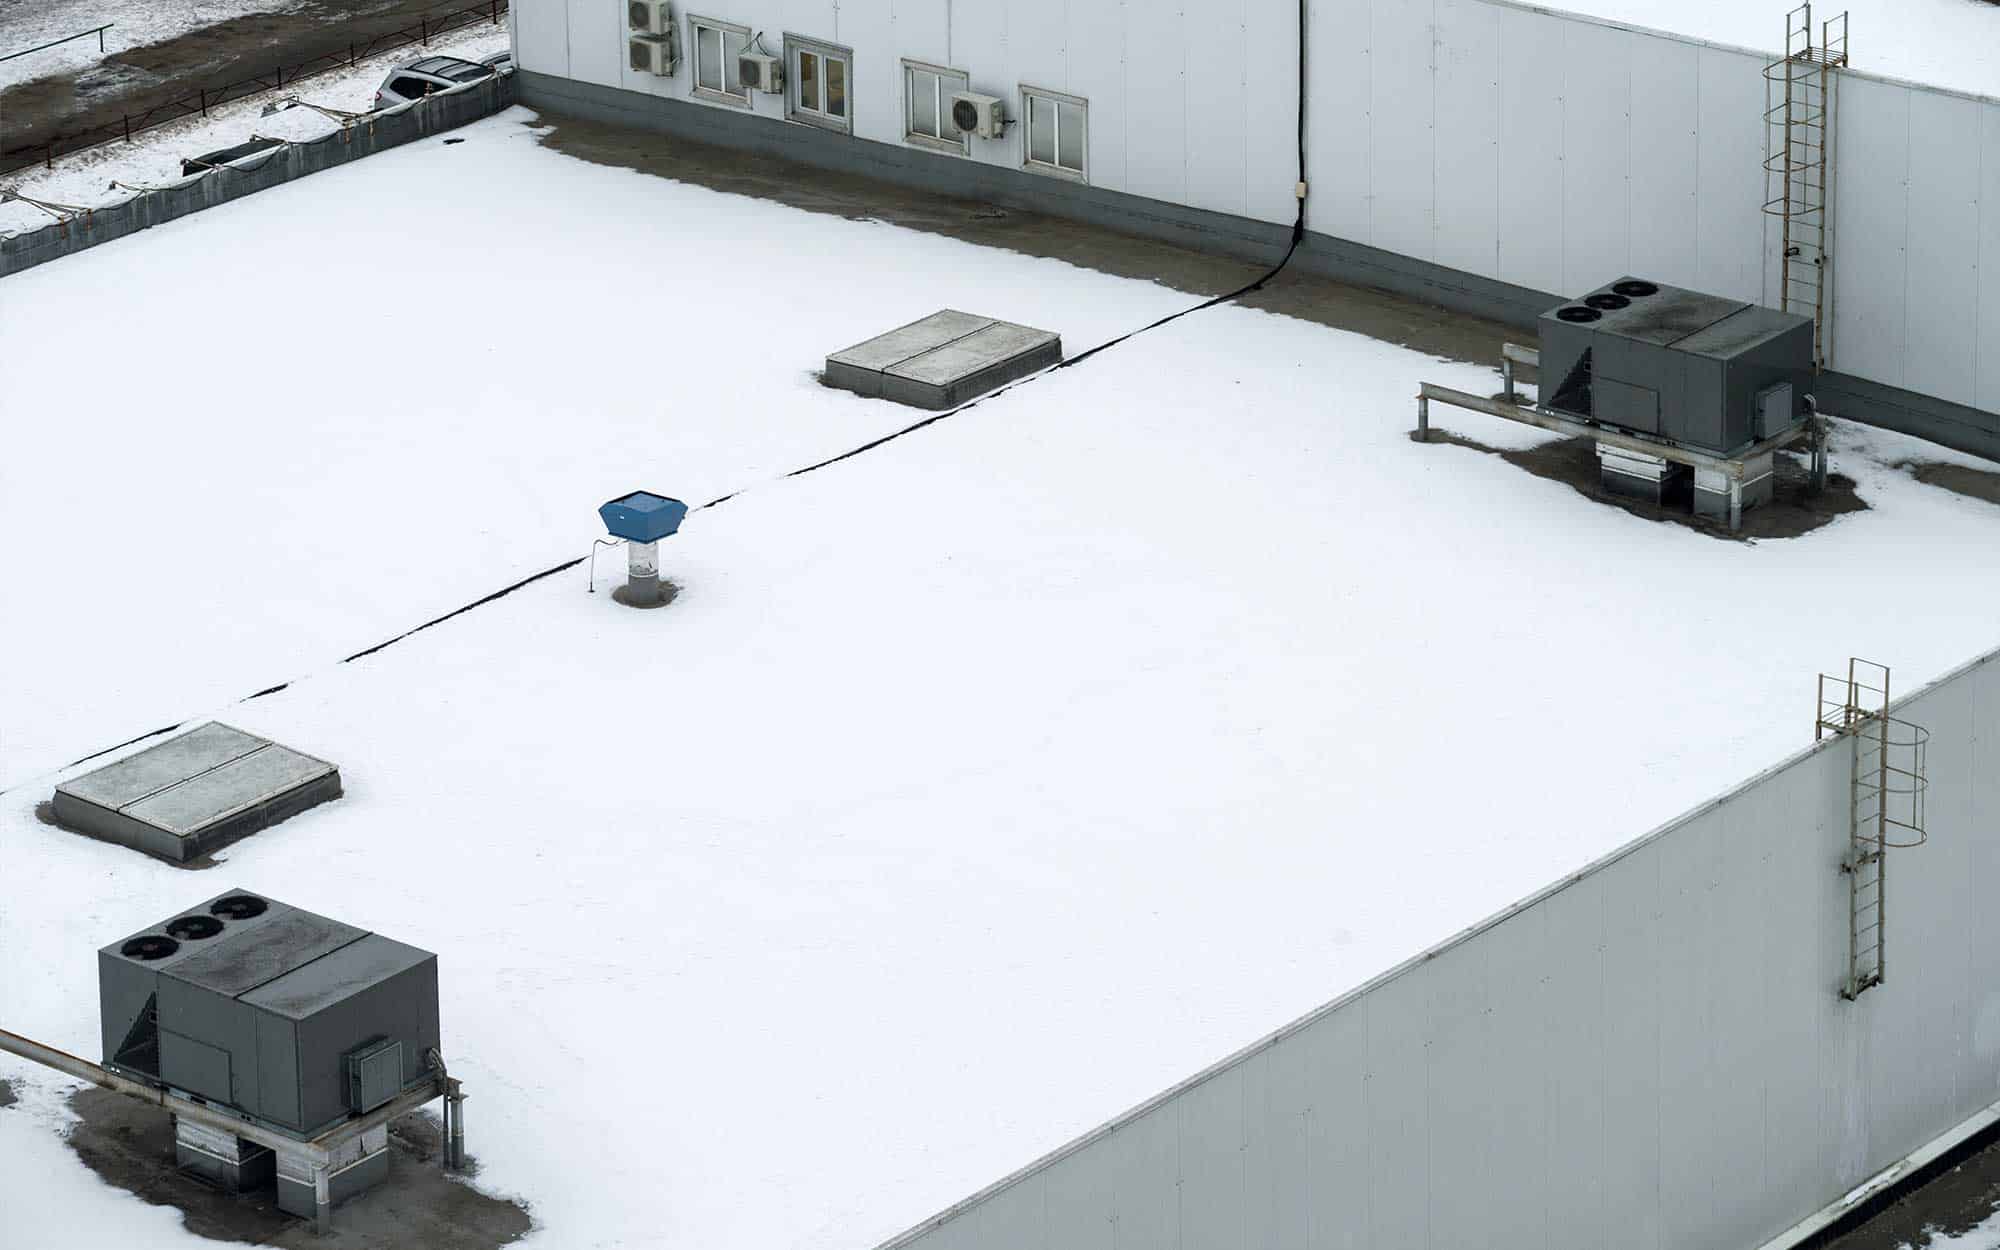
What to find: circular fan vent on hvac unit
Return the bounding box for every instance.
[209,894,268,920]
[1556,305,1602,323]
[951,99,981,134]
[1611,279,1659,298]
[1585,292,1630,311]
[166,915,225,941]
[121,935,180,961]
[628,2,650,28]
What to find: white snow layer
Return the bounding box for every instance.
[5,110,2000,1250]
[1550,0,1999,98]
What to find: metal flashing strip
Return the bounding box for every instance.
[1753,1096,2000,1250]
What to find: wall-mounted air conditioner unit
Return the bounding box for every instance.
[628,0,672,35]
[739,51,782,93]
[630,30,678,75]
[950,91,1006,140]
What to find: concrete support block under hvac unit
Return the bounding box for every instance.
[825,309,1061,410]
[175,1117,276,1192]
[52,723,339,863]
[1694,454,1776,521]
[1596,444,1688,504]
[276,1126,390,1220]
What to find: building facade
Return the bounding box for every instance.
[511,0,2000,456]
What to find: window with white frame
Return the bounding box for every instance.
[902,59,969,154]
[1021,85,1087,180]
[784,34,851,132]
[688,15,750,106]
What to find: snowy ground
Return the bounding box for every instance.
[6,109,2000,1249]
[0,0,310,90]
[0,23,510,234]
[1552,0,1999,98]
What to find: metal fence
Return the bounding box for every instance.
[0,0,508,177]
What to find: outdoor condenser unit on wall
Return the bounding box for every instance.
[631,30,679,75]
[739,51,782,93]
[1537,277,1813,514]
[628,0,672,34]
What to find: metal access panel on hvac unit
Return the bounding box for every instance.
[825,310,1062,410]
[1538,278,1814,455]
[53,723,340,863]
[99,890,440,1141]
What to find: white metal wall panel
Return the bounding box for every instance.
[1430,0,1502,280]
[1688,45,1766,303]
[1831,75,1912,389]
[1476,908,1551,1249]
[1624,33,1699,282]
[1494,7,1565,294]
[1242,0,1302,226]
[1234,1049,1299,1250]
[1421,937,1498,1250]
[1982,103,2000,414]
[1108,1107,1179,1250]
[1537,871,1613,1250]
[782,0,838,40]
[1175,1066,1246,1250]
[515,0,570,76]
[1119,3,1187,207]
[1363,0,1436,263]
[565,0,623,86]
[1040,1134,1113,1250]
[1062,0,1127,195]
[1008,0,1065,92]
[1901,89,1983,408]
[1305,0,1372,246]
[1293,1004,1368,1250]
[1181,0,1249,219]
[1361,969,1428,1248]
[1653,806,1721,1247]
[1556,20,1632,292]
[891,0,950,69]
[840,2,897,144]
[1593,842,1666,1250]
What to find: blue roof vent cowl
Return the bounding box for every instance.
[599,491,689,544]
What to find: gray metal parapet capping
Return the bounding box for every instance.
[0,71,516,280]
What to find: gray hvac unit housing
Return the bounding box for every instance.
[1537,277,1814,456]
[98,889,440,1140]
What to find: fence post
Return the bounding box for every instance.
[491,0,499,24]
[199,88,207,117]
[123,113,131,143]
[97,26,106,52]
[349,41,356,67]
[45,144,54,171]
[421,18,429,44]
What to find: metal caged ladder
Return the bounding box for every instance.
[1763,4,1848,370]
[1816,660,1929,1000]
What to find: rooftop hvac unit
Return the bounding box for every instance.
[739,50,782,93]
[1537,277,1812,456]
[630,29,678,75]
[951,91,1006,140]
[98,890,440,1140]
[628,0,671,34]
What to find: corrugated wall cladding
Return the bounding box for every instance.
[515,0,2000,416]
[875,647,2000,1250]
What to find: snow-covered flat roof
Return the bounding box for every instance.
[6,112,2000,1249]
[1543,0,1998,98]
